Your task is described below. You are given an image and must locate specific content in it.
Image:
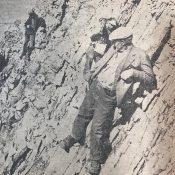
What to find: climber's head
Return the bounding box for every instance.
[98,17,119,35]
[106,18,119,33]
[109,27,133,51]
[28,8,35,17]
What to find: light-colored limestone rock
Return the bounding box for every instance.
[1,0,175,175]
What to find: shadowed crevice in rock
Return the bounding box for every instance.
[123,0,142,26]
[4,147,32,175]
[0,59,8,72]
[151,22,172,65]
[1,0,175,175]
[47,0,69,38]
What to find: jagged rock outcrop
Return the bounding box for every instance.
[0,0,175,175]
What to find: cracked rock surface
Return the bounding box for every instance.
[0,0,175,175]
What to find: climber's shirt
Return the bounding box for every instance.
[94,42,107,56]
[97,47,130,90]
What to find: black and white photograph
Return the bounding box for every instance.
[0,0,175,175]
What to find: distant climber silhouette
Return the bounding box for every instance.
[20,8,46,60]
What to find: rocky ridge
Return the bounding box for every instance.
[0,0,175,175]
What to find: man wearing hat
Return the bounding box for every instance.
[60,27,156,175]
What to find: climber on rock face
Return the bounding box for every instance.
[60,27,156,175]
[83,18,119,83]
[20,8,46,60]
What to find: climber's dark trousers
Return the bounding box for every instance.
[72,80,116,163]
[21,33,35,57]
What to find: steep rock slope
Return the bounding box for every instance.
[0,0,175,175]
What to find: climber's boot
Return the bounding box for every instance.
[86,160,101,175]
[59,135,77,153]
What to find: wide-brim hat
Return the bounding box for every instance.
[109,27,133,40]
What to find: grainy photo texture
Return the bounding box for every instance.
[0,0,175,175]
